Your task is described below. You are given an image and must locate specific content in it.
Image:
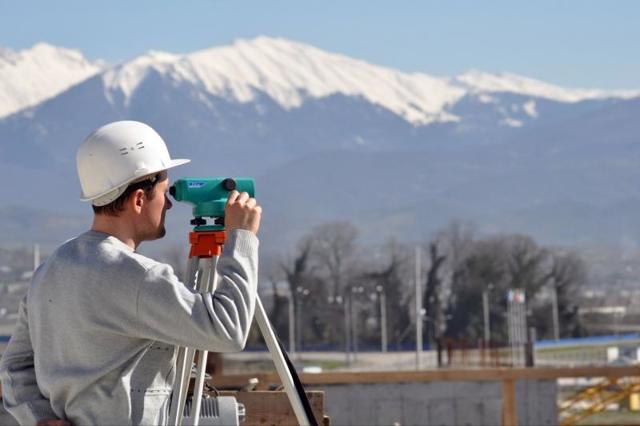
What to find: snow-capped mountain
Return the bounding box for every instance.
[2,37,637,125]
[101,37,463,124]
[98,37,639,126]
[0,43,103,118]
[1,36,640,250]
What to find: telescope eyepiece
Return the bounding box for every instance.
[169,185,176,198]
[222,178,237,191]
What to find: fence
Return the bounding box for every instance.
[212,365,640,425]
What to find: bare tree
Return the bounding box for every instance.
[273,222,360,350]
[504,234,551,295]
[554,252,587,336]
[309,221,359,298]
[433,220,476,339]
[281,237,314,303]
[274,238,314,343]
[436,220,475,276]
[268,218,589,350]
[529,250,587,339]
[359,242,411,348]
[439,231,584,344]
[445,236,513,342]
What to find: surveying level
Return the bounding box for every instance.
[169,178,255,230]
[168,178,317,426]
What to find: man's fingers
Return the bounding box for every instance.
[245,198,257,209]
[226,190,240,205]
[225,191,261,235]
[236,192,250,204]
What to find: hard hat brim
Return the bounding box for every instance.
[80,158,191,203]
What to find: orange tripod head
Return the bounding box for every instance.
[189,230,226,258]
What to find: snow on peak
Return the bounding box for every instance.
[5,38,640,124]
[453,69,640,102]
[102,50,179,102]
[0,43,105,118]
[102,36,465,124]
[189,36,465,123]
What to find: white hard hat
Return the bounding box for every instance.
[77,120,190,206]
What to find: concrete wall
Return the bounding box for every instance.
[0,379,558,425]
[312,379,557,426]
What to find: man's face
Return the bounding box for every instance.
[141,172,172,240]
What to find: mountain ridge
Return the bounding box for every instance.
[0,43,104,118]
[4,37,638,123]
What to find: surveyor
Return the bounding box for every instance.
[0,120,262,425]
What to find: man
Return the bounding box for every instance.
[0,121,261,425]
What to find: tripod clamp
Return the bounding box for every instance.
[188,229,226,257]
[190,217,224,231]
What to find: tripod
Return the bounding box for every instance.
[168,229,316,426]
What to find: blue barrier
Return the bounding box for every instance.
[536,333,640,349]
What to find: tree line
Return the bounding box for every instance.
[259,220,587,351]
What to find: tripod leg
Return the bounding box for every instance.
[168,256,200,426]
[187,256,219,425]
[175,259,212,424]
[170,348,187,420]
[255,297,313,425]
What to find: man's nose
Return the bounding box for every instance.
[165,194,173,210]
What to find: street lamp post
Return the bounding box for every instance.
[285,290,295,356]
[376,285,388,353]
[295,286,309,359]
[415,246,423,369]
[482,283,494,345]
[351,286,364,362]
[550,279,560,341]
[327,295,349,366]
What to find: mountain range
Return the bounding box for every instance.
[1,36,640,255]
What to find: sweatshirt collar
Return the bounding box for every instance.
[83,230,135,253]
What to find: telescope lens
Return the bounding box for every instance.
[222,178,237,191]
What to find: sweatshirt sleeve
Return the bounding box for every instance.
[134,229,259,352]
[0,295,60,425]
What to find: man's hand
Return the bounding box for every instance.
[37,420,71,426]
[225,191,262,235]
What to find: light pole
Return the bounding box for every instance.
[549,278,560,341]
[327,295,349,365]
[295,286,309,359]
[284,289,295,356]
[345,293,352,366]
[351,286,364,362]
[376,285,388,353]
[482,283,494,344]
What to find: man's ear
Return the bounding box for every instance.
[131,189,145,213]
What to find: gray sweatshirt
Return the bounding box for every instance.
[0,229,258,425]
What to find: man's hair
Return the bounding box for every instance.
[92,173,162,216]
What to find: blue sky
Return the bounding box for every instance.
[1,0,638,90]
